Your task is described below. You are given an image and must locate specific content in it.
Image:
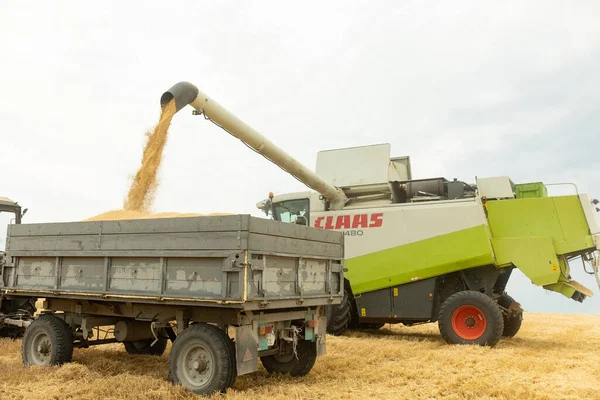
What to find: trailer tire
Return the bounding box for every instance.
[438,291,504,347]
[260,340,317,377]
[124,337,168,356]
[0,297,37,339]
[22,314,73,366]
[325,289,352,336]
[223,330,237,389]
[169,323,234,395]
[201,324,237,389]
[498,293,523,338]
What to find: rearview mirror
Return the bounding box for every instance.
[263,199,272,216]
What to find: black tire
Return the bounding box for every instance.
[124,337,168,356]
[498,293,523,338]
[188,323,236,389]
[347,291,360,329]
[169,323,234,395]
[358,323,385,330]
[22,314,73,366]
[223,329,237,390]
[325,288,352,336]
[200,324,237,389]
[0,297,37,339]
[438,291,504,347]
[260,340,317,377]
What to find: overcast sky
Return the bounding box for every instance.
[1,1,599,314]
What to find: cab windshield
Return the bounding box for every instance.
[272,199,310,225]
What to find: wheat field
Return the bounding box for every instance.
[1,313,598,400]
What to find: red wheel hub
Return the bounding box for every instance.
[451,305,487,340]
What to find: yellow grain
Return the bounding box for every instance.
[84,210,231,221]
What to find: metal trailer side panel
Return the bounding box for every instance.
[6,214,250,236]
[1,215,344,308]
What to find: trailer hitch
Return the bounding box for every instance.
[278,325,301,360]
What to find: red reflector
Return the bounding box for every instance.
[259,325,274,335]
[306,320,318,328]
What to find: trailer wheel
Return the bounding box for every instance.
[260,340,317,377]
[22,314,73,366]
[124,337,168,356]
[325,288,352,335]
[0,297,37,339]
[168,323,234,395]
[438,291,504,346]
[498,293,523,337]
[223,330,237,389]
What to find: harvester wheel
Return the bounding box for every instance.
[498,293,523,337]
[0,297,37,339]
[124,337,168,356]
[22,314,73,366]
[168,323,234,395]
[325,288,352,335]
[438,291,503,346]
[260,339,317,377]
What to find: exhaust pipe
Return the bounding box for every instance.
[160,82,348,210]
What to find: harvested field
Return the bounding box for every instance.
[0,313,598,400]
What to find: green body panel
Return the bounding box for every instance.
[345,194,594,300]
[543,281,594,298]
[515,182,548,199]
[346,225,495,295]
[487,196,592,254]
[491,237,560,285]
[487,195,595,298]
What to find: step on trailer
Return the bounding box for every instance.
[0,215,344,395]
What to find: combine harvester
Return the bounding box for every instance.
[257,146,600,346]
[157,82,599,347]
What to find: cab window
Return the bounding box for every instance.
[272,199,310,225]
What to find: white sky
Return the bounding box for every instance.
[1,1,599,314]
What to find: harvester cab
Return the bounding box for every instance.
[0,197,26,225]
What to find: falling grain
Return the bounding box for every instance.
[124,99,177,213]
[86,99,231,222]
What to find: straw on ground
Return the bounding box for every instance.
[0,313,598,400]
